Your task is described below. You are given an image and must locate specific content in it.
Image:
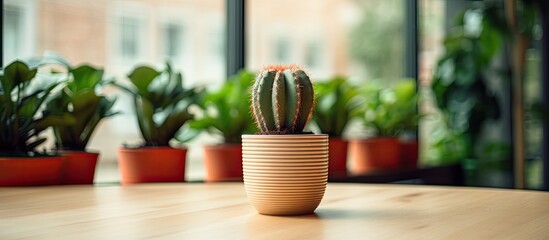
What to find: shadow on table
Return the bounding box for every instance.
[250,208,416,220]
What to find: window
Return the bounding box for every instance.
[2,0,226,182]
[305,40,323,70]
[3,5,22,64]
[120,16,141,60]
[2,0,36,65]
[247,0,405,82]
[274,38,291,63]
[163,23,184,59]
[209,29,224,62]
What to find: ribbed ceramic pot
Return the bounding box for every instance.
[242,134,328,216]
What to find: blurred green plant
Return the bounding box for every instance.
[431,2,506,158]
[47,64,118,151]
[114,63,202,147]
[0,61,72,156]
[188,71,257,144]
[359,80,419,137]
[312,76,361,137]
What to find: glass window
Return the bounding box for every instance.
[120,16,141,60]
[4,5,21,63]
[274,38,291,63]
[164,23,184,59]
[305,40,322,70]
[3,0,36,65]
[247,0,405,84]
[2,0,225,182]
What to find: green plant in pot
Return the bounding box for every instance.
[312,76,361,177]
[0,60,71,186]
[393,80,421,168]
[350,80,419,173]
[115,63,202,184]
[188,70,257,182]
[242,64,328,216]
[47,64,118,184]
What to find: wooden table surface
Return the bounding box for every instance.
[1,183,548,239]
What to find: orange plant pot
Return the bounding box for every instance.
[0,156,64,186]
[400,140,419,169]
[349,137,401,174]
[204,144,243,182]
[59,151,99,185]
[328,138,348,177]
[118,147,187,184]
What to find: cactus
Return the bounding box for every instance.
[251,65,315,134]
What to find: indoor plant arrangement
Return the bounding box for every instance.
[0,60,70,186]
[242,64,328,216]
[47,63,118,184]
[312,76,361,177]
[189,70,257,182]
[350,80,419,173]
[115,63,202,184]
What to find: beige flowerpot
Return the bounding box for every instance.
[242,134,328,216]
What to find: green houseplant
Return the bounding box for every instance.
[189,70,257,182]
[242,64,328,216]
[350,80,419,173]
[47,64,118,184]
[115,63,202,184]
[312,76,361,177]
[0,60,69,186]
[392,80,421,168]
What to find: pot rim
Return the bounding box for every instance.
[56,150,100,155]
[0,155,64,160]
[118,146,188,152]
[242,134,328,138]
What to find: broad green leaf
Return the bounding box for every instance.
[2,61,37,93]
[128,66,161,97]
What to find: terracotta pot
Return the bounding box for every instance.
[242,134,328,216]
[204,144,242,182]
[118,147,187,184]
[59,151,99,185]
[0,156,64,186]
[328,138,348,177]
[349,137,400,174]
[400,140,419,169]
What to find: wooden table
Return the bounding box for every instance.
[1,183,548,239]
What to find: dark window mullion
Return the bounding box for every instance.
[226,0,245,79]
[404,0,418,81]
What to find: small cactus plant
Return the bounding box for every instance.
[251,65,315,134]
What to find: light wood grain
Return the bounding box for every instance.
[1,183,548,239]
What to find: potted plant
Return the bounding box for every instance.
[189,70,257,182]
[350,81,418,173]
[312,76,361,177]
[394,80,420,168]
[115,63,202,184]
[47,64,118,184]
[242,64,328,216]
[0,60,69,186]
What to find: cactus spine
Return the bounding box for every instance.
[251,65,315,134]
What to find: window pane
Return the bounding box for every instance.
[164,23,183,58]
[4,5,21,63]
[120,16,140,59]
[247,0,405,84]
[3,0,225,182]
